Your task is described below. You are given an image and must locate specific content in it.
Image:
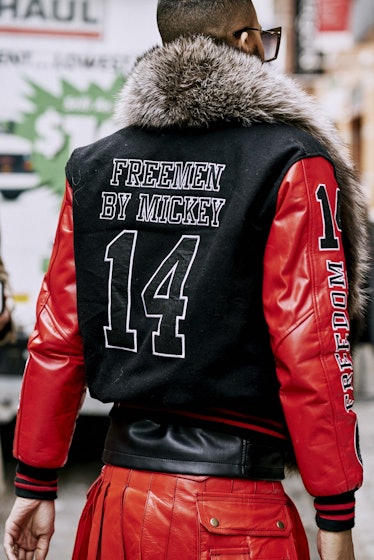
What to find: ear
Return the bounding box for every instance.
[237,31,251,53]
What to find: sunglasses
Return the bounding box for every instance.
[233,26,282,62]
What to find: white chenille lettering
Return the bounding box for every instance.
[193,162,210,190]
[100,192,132,221]
[117,193,132,220]
[332,311,349,330]
[137,194,164,223]
[326,260,354,413]
[158,163,175,189]
[334,332,350,352]
[109,158,226,192]
[142,160,161,188]
[110,159,128,186]
[125,159,143,187]
[210,198,226,227]
[183,197,200,224]
[341,372,354,391]
[330,291,347,309]
[102,160,227,228]
[100,192,117,220]
[168,196,183,224]
[327,261,346,288]
[135,194,226,227]
[335,352,353,371]
[157,196,172,223]
[344,394,354,411]
[173,162,196,190]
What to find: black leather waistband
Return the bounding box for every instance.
[102,407,286,481]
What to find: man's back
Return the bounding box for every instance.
[68,123,327,417]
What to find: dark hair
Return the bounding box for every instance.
[157,0,255,43]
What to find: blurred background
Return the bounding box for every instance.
[0,1,373,559]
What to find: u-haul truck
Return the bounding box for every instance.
[0,0,162,422]
[0,0,274,422]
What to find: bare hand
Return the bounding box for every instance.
[3,498,55,560]
[317,529,355,560]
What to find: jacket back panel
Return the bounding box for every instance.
[67,122,330,425]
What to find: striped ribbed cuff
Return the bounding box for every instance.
[15,461,58,500]
[314,491,355,531]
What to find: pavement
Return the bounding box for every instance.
[0,345,373,559]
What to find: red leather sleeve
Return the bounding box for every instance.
[13,182,86,469]
[263,157,363,499]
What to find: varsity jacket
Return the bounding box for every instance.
[13,36,368,532]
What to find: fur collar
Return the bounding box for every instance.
[115,35,369,323]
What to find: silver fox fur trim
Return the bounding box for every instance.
[115,35,369,323]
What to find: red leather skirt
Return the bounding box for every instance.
[72,465,310,560]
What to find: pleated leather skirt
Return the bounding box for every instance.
[72,465,310,560]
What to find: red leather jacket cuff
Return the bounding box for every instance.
[15,461,58,500]
[314,491,355,531]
